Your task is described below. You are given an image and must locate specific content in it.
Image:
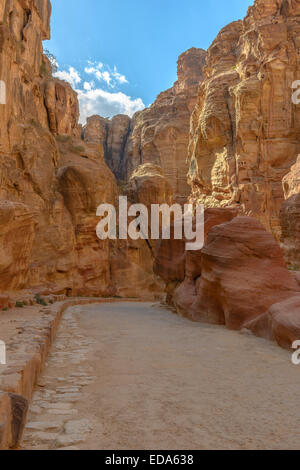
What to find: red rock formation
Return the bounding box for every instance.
[282,155,300,199]
[1,0,300,318]
[191,217,299,329]
[106,115,131,180]
[155,215,300,332]
[154,208,238,306]
[0,201,35,291]
[188,0,300,240]
[280,193,300,269]
[123,48,206,203]
[0,1,116,297]
[83,48,206,203]
[82,115,108,147]
[44,77,80,137]
[56,137,117,296]
[109,164,172,300]
[246,295,300,350]
[126,163,173,209]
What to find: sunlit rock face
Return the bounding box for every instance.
[2,0,300,309]
[82,48,207,203]
[280,193,300,270]
[0,0,169,299]
[282,155,300,199]
[0,0,116,296]
[82,114,131,181]
[187,0,300,241]
[122,48,207,204]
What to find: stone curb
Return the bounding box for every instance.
[0,297,141,449]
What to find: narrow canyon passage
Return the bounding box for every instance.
[22,302,300,450]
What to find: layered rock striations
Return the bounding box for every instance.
[0,0,161,299]
[122,48,206,203]
[188,0,300,240]
[83,48,207,203]
[1,0,300,345]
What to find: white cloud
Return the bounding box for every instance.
[77,88,145,124]
[112,70,128,84]
[54,66,81,88]
[85,66,112,85]
[83,81,92,91]
[84,62,128,87]
[54,60,144,124]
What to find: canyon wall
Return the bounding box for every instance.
[83,48,206,204]
[187,0,300,242]
[0,0,163,300]
[153,0,300,349]
[1,0,299,325]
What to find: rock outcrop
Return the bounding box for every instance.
[282,155,300,199]
[155,214,300,338]
[188,0,300,241]
[154,208,238,304]
[123,48,206,203]
[83,48,207,203]
[246,295,300,350]
[1,0,300,344]
[192,217,299,329]
[280,193,300,269]
[0,0,161,299]
[82,114,131,180]
[109,163,172,300]
[126,163,173,209]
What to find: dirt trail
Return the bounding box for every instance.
[22,302,300,450]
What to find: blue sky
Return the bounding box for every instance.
[45,0,253,123]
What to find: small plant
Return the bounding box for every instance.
[34,294,48,306]
[2,307,9,311]
[43,49,58,74]
[49,299,54,304]
[289,264,300,272]
[16,301,24,308]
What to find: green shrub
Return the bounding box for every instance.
[16,301,24,308]
[43,49,58,74]
[34,294,48,306]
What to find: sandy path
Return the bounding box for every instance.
[22,302,300,450]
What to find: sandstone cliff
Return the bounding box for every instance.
[154,0,300,350]
[187,0,300,242]
[83,48,207,204]
[0,0,163,299]
[1,0,300,342]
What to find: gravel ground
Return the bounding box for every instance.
[22,302,300,450]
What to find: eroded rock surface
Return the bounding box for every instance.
[83,48,206,203]
[280,193,300,269]
[246,295,300,350]
[0,0,162,299]
[123,48,206,203]
[188,0,300,240]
